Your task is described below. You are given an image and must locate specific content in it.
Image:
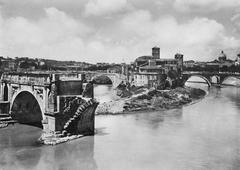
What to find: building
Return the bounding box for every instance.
[218,51,227,62]
[235,53,240,65]
[107,65,122,73]
[132,72,164,88]
[0,58,17,71]
[139,65,164,74]
[152,46,160,59]
[184,60,195,68]
[134,55,153,67]
[132,47,184,88]
[134,47,183,75]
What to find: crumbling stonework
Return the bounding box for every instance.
[43,96,98,144]
[82,82,94,98]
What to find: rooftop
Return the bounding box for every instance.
[135,55,153,61]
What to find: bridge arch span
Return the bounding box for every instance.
[221,76,240,85]
[10,90,44,128]
[91,74,113,85]
[185,75,211,87]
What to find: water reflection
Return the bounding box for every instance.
[223,77,240,86]
[0,124,97,170]
[223,87,240,110]
[46,137,97,170]
[0,124,42,170]
[133,108,183,130]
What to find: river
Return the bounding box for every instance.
[1,81,240,170]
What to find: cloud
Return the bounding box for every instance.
[0,6,239,63]
[84,0,129,16]
[0,7,132,63]
[98,10,239,61]
[231,13,240,35]
[0,7,90,61]
[174,0,240,12]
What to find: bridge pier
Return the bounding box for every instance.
[44,96,98,136]
[0,101,10,114]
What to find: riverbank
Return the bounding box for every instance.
[96,87,206,114]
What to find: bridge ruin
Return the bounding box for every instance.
[0,72,99,140]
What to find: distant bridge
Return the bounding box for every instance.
[182,71,240,86]
[83,71,128,87]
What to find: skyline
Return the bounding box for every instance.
[0,0,240,63]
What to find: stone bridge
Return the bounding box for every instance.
[83,72,128,87]
[182,71,240,86]
[0,72,99,138]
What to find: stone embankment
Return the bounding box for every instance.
[0,114,17,128]
[96,87,206,114]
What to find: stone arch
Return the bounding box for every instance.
[185,75,211,87]
[10,90,44,128]
[91,74,114,85]
[3,83,8,101]
[221,76,240,85]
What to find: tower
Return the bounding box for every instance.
[152,47,160,59]
[175,53,184,75]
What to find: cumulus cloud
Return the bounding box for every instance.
[0,7,90,61]
[0,7,131,63]
[99,10,239,61]
[174,0,240,12]
[84,0,129,16]
[0,6,239,63]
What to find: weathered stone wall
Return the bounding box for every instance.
[58,81,83,96]
[0,102,10,114]
[54,96,86,132]
[47,96,98,136]
[76,102,98,135]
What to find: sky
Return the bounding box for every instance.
[0,0,240,63]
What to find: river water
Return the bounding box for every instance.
[1,81,240,170]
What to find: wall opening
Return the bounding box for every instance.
[92,75,113,85]
[11,91,43,128]
[185,75,211,87]
[222,76,240,86]
[3,84,8,101]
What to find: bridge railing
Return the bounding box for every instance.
[183,71,240,75]
[1,73,51,86]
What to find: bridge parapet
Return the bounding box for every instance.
[1,72,51,86]
[182,71,240,86]
[0,72,85,86]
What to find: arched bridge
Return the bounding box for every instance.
[83,72,128,87]
[0,72,99,138]
[182,71,240,87]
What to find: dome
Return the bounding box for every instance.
[219,51,226,58]
[218,51,227,61]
